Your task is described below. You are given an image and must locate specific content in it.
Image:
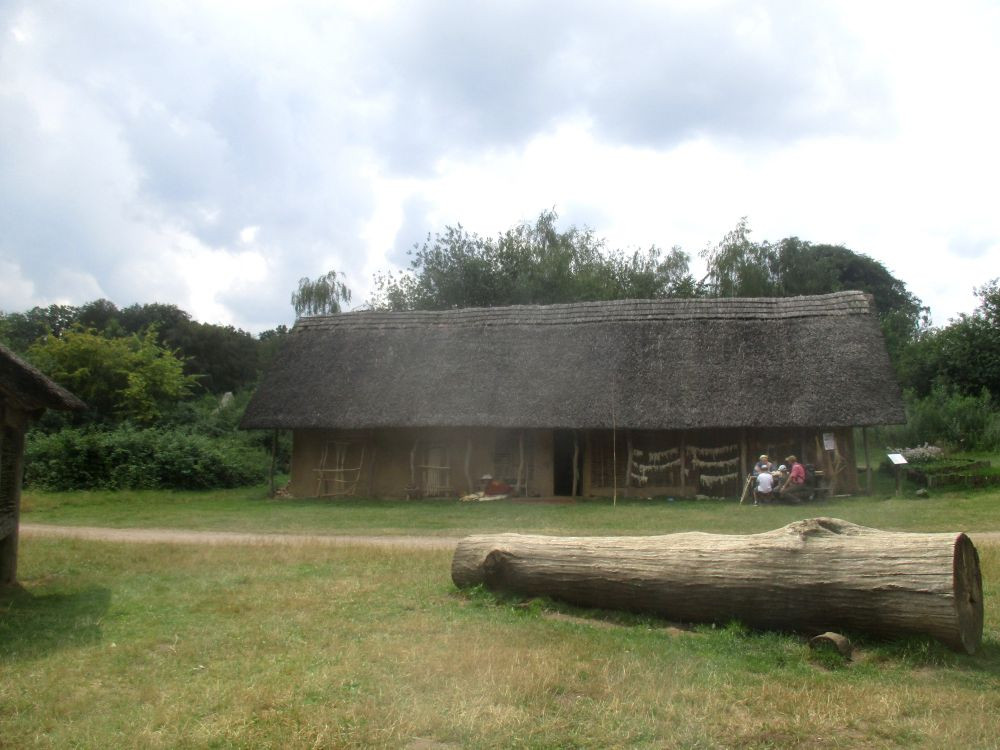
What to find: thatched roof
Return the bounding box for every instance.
[0,343,86,415]
[242,292,905,431]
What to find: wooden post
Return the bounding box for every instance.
[268,429,278,498]
[452,518,984,654]
[679,433,686,494]
[571,431,579,497]
[0,422,26,586]
[410,438,418,489]
[625,431,633,491]
[465,434,473,494]
[367,442,377,497]
[517,431,525,496]
[863,427,872,495]
[739,427,748,486]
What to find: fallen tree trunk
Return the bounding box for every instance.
[451,517,983,653]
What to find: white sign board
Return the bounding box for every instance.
[887,453,908,465]
[823,432,836,451]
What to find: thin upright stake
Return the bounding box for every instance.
[571,430,579,497]
[268,429,277,498]
[863,427,872,495]
[612,386,617,508]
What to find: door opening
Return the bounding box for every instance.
[553,430,583,496]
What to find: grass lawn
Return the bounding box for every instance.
[2,537,999,749]
[9,467,1000,747]
[20,474,1000,537]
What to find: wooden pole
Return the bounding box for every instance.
[0,421,26,586]
[465,434,473,494]
[517,431,525,496]
[739,427,748,490]
[571,431,579,497]
[863,427,872,495]
[679,433,686,494]
[367,443,377,497]
[452,518,984,654]
[410,438,418,491]
[625,431,633,492]
[268,429,278,498]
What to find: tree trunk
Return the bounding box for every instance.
[451,517,983,653]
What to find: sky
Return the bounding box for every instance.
[1,0,998,333]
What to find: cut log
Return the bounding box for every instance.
[451,517,983,653]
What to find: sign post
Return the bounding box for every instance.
[887,453,908,496]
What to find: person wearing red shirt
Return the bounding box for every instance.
[780,455,806,502]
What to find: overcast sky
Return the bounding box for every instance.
[2,0,997,332]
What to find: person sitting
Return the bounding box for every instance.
[753,469,774,505]
[780,455,806,502]
[752,454,773,476]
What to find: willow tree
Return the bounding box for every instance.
[291,270,352,318]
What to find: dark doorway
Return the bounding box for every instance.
[553,430,583,496]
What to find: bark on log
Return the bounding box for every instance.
[451,517,983,653]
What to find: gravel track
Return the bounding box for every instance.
[20,524,1000,549]
[20,523,462,550]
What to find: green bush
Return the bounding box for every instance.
[25,425,268,491]
[872,386,1000,452]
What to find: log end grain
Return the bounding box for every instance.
[953,533,984,654]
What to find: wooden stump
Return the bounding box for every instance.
[451,517,983,653]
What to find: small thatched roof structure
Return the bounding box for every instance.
[0,343,86,415]
[242,292,904,431]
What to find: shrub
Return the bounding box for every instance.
[25,425,268,491]
[873,386,1000,452]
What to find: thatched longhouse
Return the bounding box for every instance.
[1,344,85,584]
[242,291,904,499]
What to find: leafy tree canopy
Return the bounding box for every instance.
[897,279,1000,400]
[292,270,352,317]
[370,210,695,311]
[27,328,199,424]
[699,219,926,364]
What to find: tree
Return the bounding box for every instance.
[699,223,926,365]
[0,303,82,353]
[698,218,778,298]
[370,210,694,311]
[292,270,352,317]
[899,279,1000,400]
[27,328,199,424]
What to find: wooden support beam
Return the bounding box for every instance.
[863,427,872,495]
[517,432,525,496]
[465,434,473,494]
[625,431,633,491]
[0,423,26,586]
[739,427,748,483]
[410,438,418,488]
[679,433,686,494]
[571,431,579,497]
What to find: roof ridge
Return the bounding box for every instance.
[295,292,874,331]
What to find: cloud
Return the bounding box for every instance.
[0,0,995,332]
[368,0,890,171]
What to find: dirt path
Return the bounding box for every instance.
[20,523,1000,549]
[20,524,462,550]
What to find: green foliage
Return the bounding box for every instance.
[0,303,80,353]
[24,424,268,490]
[27,328,198,424]
[699,224,926,365]
[897,278,1000,401]
[872,386,1000,452]
[292,269,352,317]
[370,210,695,310]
